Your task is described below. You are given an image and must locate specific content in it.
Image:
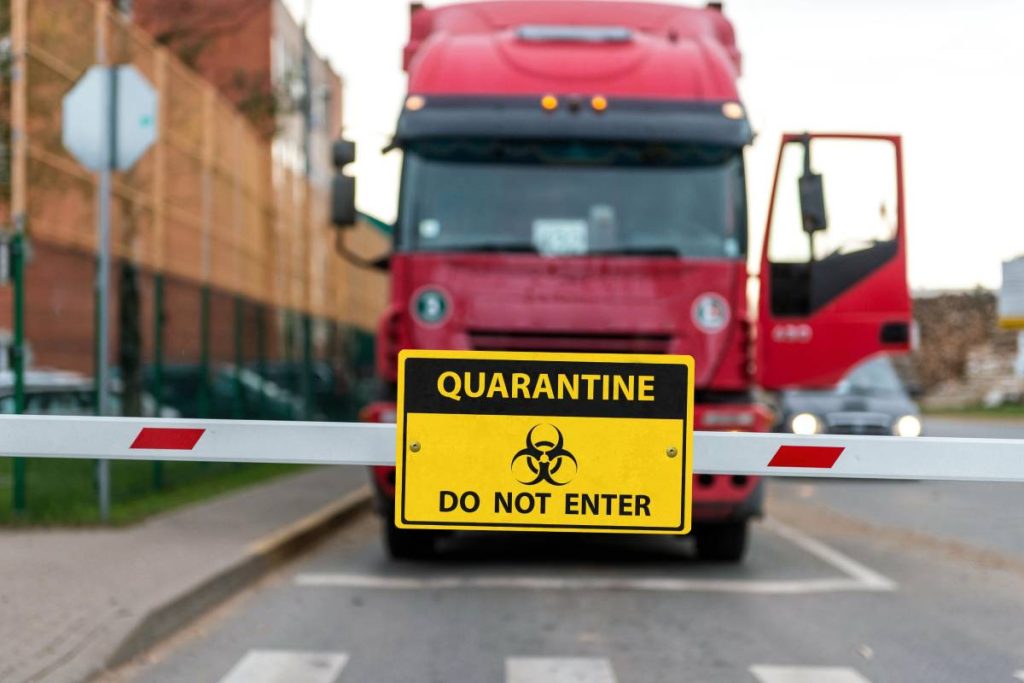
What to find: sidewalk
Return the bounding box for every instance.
[0,466,371,683]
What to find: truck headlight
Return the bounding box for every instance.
[790,412,820,435]
[894,414,922,437]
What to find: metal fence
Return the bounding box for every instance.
[0,0,389,520]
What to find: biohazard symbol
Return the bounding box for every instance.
[510,424,578,486]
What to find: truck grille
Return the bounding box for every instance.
[468,330,671,354]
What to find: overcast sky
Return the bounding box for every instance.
[286,0,1024,291]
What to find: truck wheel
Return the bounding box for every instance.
[384,517,437,560]
[694,520,748,563]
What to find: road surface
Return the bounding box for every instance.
[103,417,1024,683]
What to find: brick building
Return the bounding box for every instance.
[132,0,344,184]
[0,1,365,421]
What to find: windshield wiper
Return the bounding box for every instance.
[431,244,682,257]
[586,246,682,257]
[441,244,539,254]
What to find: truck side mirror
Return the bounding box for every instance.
[331,175,356,227]
[331,138,357,228]
[799,171,827,234]
[798,136,827,234]
[333,139,356,168]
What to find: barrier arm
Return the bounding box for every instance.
[2,414,1024,482]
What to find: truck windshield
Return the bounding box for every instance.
[398,140,746,258]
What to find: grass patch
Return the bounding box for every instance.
[923,403,1024,419]
[0,457,303,525]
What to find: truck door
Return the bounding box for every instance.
[757,133,911,389]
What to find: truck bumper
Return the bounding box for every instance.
[362,400,771,523]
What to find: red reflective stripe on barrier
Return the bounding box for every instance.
[130,428,205,450]
[768,445,844,468]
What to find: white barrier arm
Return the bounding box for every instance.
[0,415,396,466]
[2,414,1024,482]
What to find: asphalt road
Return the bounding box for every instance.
[104,417,1024,683]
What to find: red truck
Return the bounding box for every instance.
[330,1,911,562]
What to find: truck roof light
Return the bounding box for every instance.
[405,95,427,111]
[591,95,608,112]
[722,101,744,119]
[540,94,558,111]
[517,25,633,44]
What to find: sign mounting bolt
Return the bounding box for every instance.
[667,446,678,458]
[410,441,421,453]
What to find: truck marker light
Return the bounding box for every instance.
[405,95,426,111]
[722,101,744,119]
[540,94,558,111]
[591,95,608,112]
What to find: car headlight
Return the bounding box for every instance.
[894,414,922,437]
[790,412,820,435]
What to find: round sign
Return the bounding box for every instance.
[412,287,451,326]
[692,293,730,334]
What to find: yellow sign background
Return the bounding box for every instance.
[395,350,693,534]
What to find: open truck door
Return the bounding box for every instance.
[758,133,911,389]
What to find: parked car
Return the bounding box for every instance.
[777,355,922,437]
[0,369,177,417]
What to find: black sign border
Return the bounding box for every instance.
[396,352,691,533]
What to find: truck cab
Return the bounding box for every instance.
[333,1,911,562]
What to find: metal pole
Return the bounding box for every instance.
[300,5,313,423]
[10,0,28,516]
[152,274,164,489]
[256,305,267,419]
[302,313,313,420]
[94,15,116,521]
[199,286,211,418]
[198,87,213,421]
[11,230,27,514]
[233,296,244,419]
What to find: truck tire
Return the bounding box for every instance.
[694,520,748,563]
[384,517,438,560]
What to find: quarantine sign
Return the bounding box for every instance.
[394,350,693,534]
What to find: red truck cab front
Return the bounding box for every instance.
[341,1,911,562]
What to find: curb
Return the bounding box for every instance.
[104,485,372,670]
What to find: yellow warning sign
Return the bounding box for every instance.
[394,350,693,534]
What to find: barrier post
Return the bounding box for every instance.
[9,0,27,515]
[233,296,244,419]
[10,231,27,514]
[302,314,313,420]
[152,274,164,490]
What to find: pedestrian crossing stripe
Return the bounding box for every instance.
[506,657,616,683]
[217,650,348,683]
[213,651,886,683]
[750,665,872,683]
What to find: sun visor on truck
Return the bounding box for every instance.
[393,97,753,148]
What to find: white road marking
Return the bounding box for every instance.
[295,518,895,594]
[761,518,897,591]
[217,650,348,683]
[750,665,872,683]
[296,572,879,593]
[506,657,616,683]
[1013,670,1024,681]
